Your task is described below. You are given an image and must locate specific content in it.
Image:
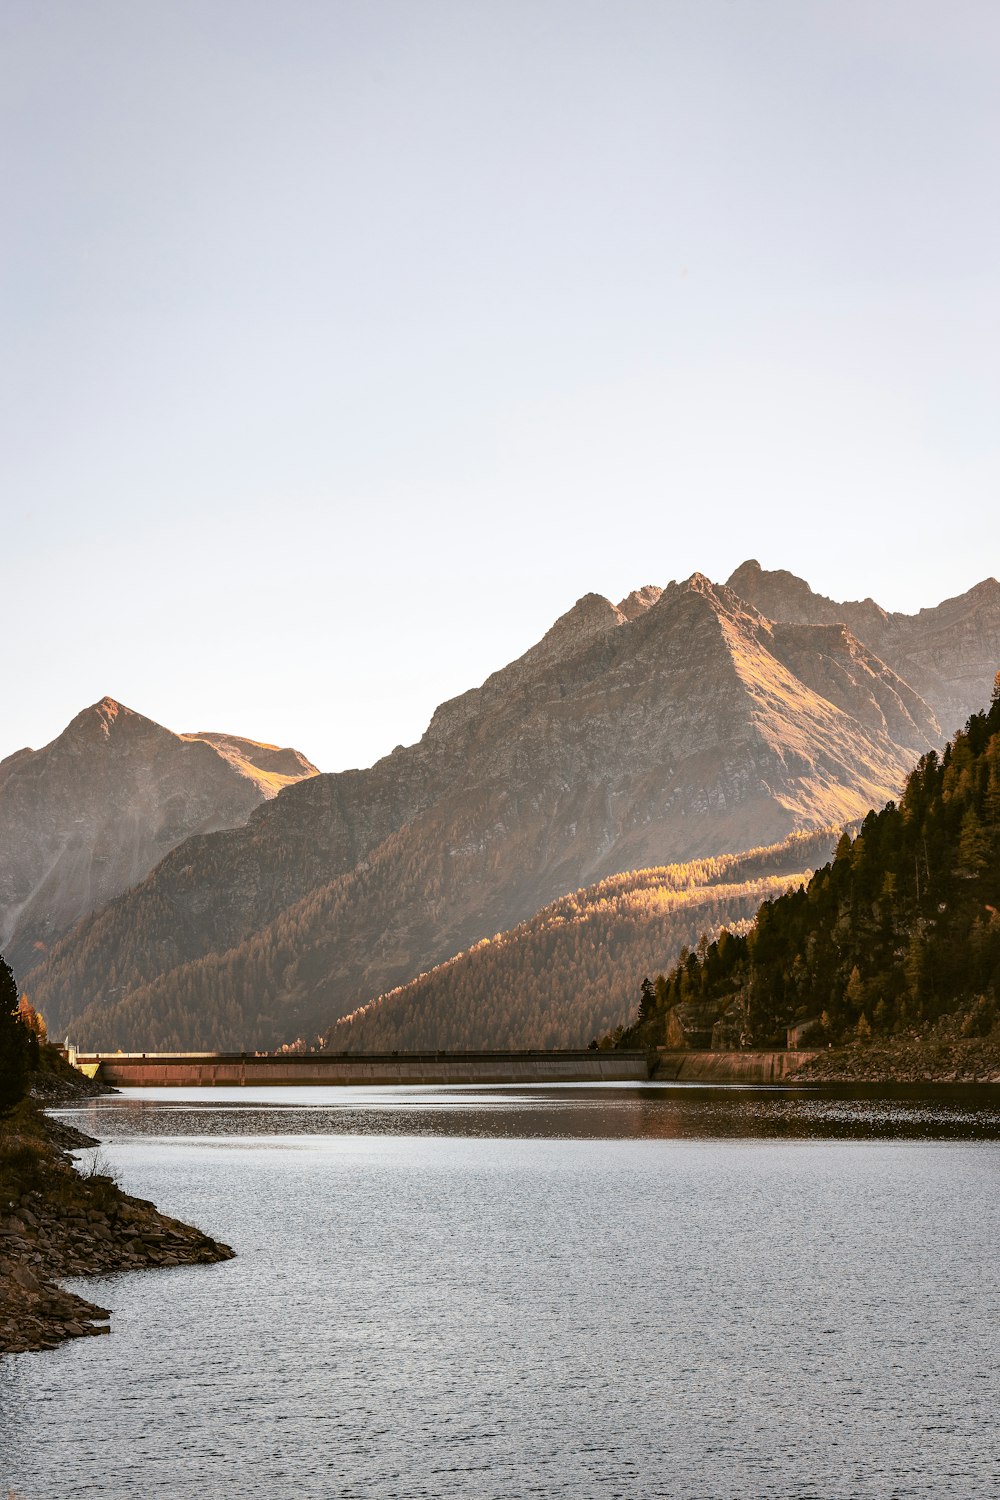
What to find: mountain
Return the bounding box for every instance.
[0,698,317,981]
[727,560,1000,738]
[329,829,837,1052]
[23,569,961,1052]
[613,680,1000,1067]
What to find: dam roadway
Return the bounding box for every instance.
[73,1048,817,1087]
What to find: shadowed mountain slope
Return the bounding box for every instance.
[0,698,317,980]
[24,572,951,1050]
[329,829,838,1053]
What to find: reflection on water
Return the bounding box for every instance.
[61,1079,1000,1143]
[2,1083,999,1500]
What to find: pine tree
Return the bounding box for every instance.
[609,684,1000,1053]
[958,808,990,873]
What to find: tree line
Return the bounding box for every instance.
[616,676,1000,1051]
[330,831,834,1051]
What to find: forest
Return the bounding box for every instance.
[330,830,835,1051]
[616,677,1000,1052]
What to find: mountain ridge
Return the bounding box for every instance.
[23,563,998,1052]
[726,560,1000,736]
[0,697,317,981]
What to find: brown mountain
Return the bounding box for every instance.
[727,560,1000,738]
[23,569,959,1051]
[329,829,837,1052]
[0,697,317,982]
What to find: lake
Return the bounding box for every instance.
[2,1083,999,1499]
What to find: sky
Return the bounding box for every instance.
[3,0,999,771]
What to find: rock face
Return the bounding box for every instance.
[24,567,982,1053]
[0,697,317,980]
[727,560,1000,738]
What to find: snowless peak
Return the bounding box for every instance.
[547,592,625,635]
[523,591,628,659]
[616,585,663,621]
[572,590,621,615]
[94,697,125,732]
[963,577,1000,600]
[0,697,318,979]
[660,572,714,604]
[727,559,806,597]
[62,697,147,743]
[725,560,888,628]
[727,559,763,587]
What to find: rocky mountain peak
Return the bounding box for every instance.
[726,561,1000,734]
[64,697,149,742]
[929,576,1000,615]
[517,590,628,672]
[543,591,626,638]
[0,701,316,978]
[656,571,767,633]
[726,560,890,632]
[616,585,662,621]
[19,561,1000,1055]
[424,591,627,747]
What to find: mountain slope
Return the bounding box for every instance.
[727,560,1000,737]
[329,829,838,1052]
[25,573,947,1050]
[615,680,1000,1057]
[0,698,317,980]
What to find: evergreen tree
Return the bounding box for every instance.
[613,685,1000,1052]
[958,808,990,873]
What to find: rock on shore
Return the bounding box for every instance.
[0,1102,234,1356]
[791,1027,1000,1085]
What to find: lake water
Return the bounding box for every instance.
[2,1083,1000,1500]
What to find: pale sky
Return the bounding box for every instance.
[3,0,999,771]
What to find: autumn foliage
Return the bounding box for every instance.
[329,831,836,1050]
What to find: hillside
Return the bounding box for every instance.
[727,560,1000,738]
[20,571,948,1052]
[24,569,997,1051]
[20,566,1000,1052]
[329,830,837,1052]
[0,698,317,980]
[615,679,1000,1060]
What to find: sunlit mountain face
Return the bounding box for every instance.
[0,697,316,980]
[16,564,1000,1054]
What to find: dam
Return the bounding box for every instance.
[72,1048,818,1087]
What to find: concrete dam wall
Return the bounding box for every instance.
[652,1049,819,1083]
[75,1048,818,1087]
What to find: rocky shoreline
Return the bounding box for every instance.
[1,1091,234,1356]
[790,1028,1000,1085]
